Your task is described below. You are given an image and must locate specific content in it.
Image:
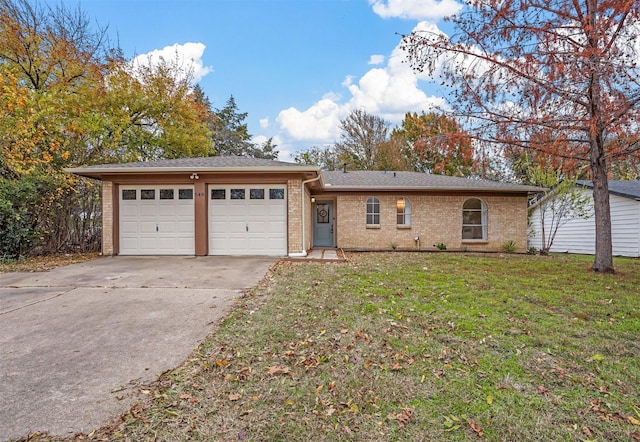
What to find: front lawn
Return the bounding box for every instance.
[28,253,640,441]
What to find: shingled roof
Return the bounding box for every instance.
[66,156,320,178]
[578,180,640,200]
[67,156,541,193]
[322,170,540,193]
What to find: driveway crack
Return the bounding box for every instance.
[0,287,76,315]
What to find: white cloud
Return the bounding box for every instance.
[276,99,345,142]
[275,22,446,146]
[368,54,385,65]
[369,0,462,20]
[131,42,213,83]
[259,118,270,129]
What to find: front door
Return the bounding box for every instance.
[313,201,334,247]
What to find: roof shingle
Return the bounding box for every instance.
[322,170,539,192]
[578,180,640,200]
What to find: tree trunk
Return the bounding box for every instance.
[590,144,614,273]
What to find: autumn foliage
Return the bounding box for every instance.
[0,0,214,258]
[401,0,640,272]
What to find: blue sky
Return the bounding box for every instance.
[71,0,462,160]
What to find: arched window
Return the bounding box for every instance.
[396,197,411,226]
[366,197,380,225]
[462,198,487,240]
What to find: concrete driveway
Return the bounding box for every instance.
[0,256,275,441]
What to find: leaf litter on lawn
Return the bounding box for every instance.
[20,252,640,442]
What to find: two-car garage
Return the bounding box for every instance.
[118,184,287,256]
[66,156,322,258]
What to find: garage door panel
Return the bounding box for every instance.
[209,185,286,256]
[227,205,247,216]
[176,221,194,233]
[248,222,267,234]
[247,205,267,216]
[120,185,194,255]
[267,205,286,216]
[139,221,159,232]
[120,221,139,234]
[120,205,139,217]
[268,221,287,233]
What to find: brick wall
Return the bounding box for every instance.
[102,181,114,256]
[335,193,528,252]
[287,179,302,254]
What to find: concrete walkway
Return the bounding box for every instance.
[290,248,345,262]
[0,256,275,441]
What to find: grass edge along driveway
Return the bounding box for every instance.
[21,252,640,442]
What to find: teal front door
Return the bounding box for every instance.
[313,201,334,247]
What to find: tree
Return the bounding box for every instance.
[335,110,389,170]
[211,95,253,156]
[294,145,340,170]
[0,0,213,257]
[401,1,640,272]
[529,166,591,255]
[103,54,213,162]
[251,137,279,160]
[211,95,278,158]
[393,112,477,176]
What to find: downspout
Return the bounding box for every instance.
[289,174,321,257]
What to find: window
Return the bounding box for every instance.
[316,203,330,223]
[397,197,411,226]
[141,189,155,200]
[122,189,136,200]
[462,198,487,240]
[211,189,226,200]
[269,188,285,199]
[179,189,193,200]
[230,189,245,200]
[160,189,174,200]
[250,188,265,199]
[366,197,380,226]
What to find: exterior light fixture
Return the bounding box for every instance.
[311,197,316,203]
[190,173,199,180]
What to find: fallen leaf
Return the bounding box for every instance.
[582,425,594,437]
[229,393,242,401]
[537,385,550,395]
[340,328,349,334]
[629,416,640,425]
[388,407,414,428]
[268,366,291,376]
[469,420,484,437]
[486,394,494,405]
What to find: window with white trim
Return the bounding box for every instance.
[396,197,411,226]
[462,198,487,240]
[366,197,380,226]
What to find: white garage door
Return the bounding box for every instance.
[119,186,195,255]
[209,186,287,256]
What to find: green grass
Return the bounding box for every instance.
[24,253,640,441]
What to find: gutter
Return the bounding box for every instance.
[323,185,541,193]
[65,165,319,179]
[288,174,322,258]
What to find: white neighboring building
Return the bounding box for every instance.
[528,181,640,257]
